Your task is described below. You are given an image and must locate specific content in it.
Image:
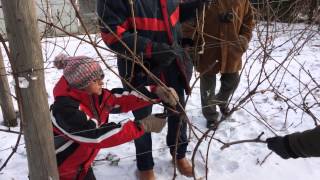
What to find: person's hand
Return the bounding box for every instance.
[155,86,179,107]
[266,136,292,159]
[237,35,249,52]
[139,114,167,133]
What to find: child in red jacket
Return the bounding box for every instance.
[51,54,177,180]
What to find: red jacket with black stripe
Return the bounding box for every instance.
[97,0,201,94]
[51,77,156,180]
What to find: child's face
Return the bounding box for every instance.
[84,78,104,95]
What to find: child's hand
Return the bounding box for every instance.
[139,114,167,133]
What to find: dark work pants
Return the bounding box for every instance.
[118,59,188,171]
[200,72,240,122]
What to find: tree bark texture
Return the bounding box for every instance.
[0,49,17,127]
[0,0,59,179]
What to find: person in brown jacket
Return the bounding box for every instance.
[182,0,255,128]
[267,126,320,159]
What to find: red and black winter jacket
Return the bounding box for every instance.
[51,77,156,180]
[97,0,201,94]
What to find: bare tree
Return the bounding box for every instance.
[0,49,17,127]
[0,0,59,179]
[0,0,319,179]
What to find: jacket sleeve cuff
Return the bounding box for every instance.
[134,120,144,132]
[283,135,299,158]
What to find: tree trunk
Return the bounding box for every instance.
[0,49,17,127]
[0,0,59,179]
[78,0,98,33]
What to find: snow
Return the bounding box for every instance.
[1,23,320,180]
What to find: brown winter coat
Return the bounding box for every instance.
[183,0,255,74]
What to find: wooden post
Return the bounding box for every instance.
[0,0,59,179]
[0,49,17,127]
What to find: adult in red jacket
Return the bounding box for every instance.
[51,54,171,180]
[97,0,208,179]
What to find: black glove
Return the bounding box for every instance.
[151,43,177,67]
[266,136,298,159]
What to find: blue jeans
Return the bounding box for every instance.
[118,59,189,171]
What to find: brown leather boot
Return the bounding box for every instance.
[137,169,156,180]
[176,158,193,177]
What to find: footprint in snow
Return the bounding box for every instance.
[225,160,240,173]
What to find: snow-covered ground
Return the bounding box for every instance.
[1,23,320,180]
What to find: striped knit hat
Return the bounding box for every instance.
[54,54,104,89]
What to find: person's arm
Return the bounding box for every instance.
[106,87,157,114]
[239,0,255,41]
[107,86,178,113]
[288,126,320,158]
[235,0,255,52]
[97,0,153,57]
[98,0,183,68]
[51,97,144,149]
[266,126,320,159]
